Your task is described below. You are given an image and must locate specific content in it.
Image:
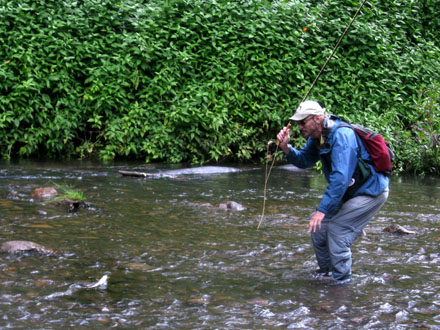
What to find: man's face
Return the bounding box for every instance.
[297,115,316,138]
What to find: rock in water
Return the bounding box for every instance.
[55,199,90,213]
[218,201,246,211]
[1,240,55,255]
[45,274,110,300]
[383,224,416,235]
[88,275,109,289]
[31,187,58,198]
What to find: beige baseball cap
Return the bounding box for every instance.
[290,101,325,121]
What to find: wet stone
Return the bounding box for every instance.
[31,187,58,199]
[218,201,246,211]
[1,240,55,256]
[55,199,91,213]
[383,224,417,235]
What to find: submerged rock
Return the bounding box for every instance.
[1,240,55,255]
[383,224,416,235]
[191,201,246,211]
[218,201,246,211]
[30,186,89,213]
[87,275,109,289]
[45,274,110,300]
[55,199,90,213]
[31,187,58,198]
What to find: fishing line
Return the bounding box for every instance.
[301,0,368,103]
[257,127,289,230]
[257,0,368,230]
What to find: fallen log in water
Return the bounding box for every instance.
[118,170,176,179]
[119,166,243,179]
[119,170,148,177]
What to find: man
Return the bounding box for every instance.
[277,100,389,284]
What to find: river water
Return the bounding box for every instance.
[0,160,439,329]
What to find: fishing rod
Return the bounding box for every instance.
[257,0,368,230]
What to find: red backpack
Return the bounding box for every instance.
[340,121,394,175]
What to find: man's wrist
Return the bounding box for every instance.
[281,144,291,155]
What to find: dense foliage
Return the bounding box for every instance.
[1,0,439,174]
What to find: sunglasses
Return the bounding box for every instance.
[297,116,314,126]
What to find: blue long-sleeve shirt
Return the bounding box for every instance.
[286,118,389,216]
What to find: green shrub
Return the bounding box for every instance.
[48,182,84,203]
[0,0,439,174]
[392,84,440,175]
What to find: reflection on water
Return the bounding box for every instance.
[1,160,440,329]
